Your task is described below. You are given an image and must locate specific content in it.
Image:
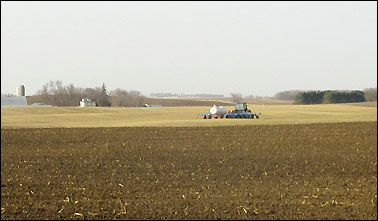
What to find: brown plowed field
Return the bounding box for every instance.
[1,122,377,220]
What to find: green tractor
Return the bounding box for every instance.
[233,102,252,113]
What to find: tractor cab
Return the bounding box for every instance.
[234,102,251,113]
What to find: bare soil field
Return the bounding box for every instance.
[1,122,377,220]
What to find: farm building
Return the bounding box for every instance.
[80,98,96,107]
[1,95,28,106]
[31,103,51,106]
[143,104,162,107]
[1,85,28,106]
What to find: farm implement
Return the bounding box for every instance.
[198,102,262,119]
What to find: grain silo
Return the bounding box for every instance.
[16,85,25,96]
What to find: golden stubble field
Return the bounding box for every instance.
[1,102,377,128]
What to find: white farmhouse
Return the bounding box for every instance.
[80,98,96,107]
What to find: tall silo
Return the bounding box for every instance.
[16,85,25,96]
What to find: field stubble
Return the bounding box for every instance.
[1,102,377,128]
[1,121,377,219]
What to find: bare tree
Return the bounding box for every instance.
[363,87,377,102]
[274,90,301,100]
[230,92,243,103]
[32,80,144,107]
[109,89,145,107]
[109,88,129,107]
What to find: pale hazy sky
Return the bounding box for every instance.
[1,1,377,97]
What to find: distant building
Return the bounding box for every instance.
[31,103,51,106]
[1,95,28,106]
[80,98,96,107]
[143,104,162,107]
[1,85,28,106]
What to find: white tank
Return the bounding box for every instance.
[209,104,227,115]
[16,85,25,96]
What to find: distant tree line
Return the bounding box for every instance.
[150,92,224,98]
[29,80,145,107]
[323,90,366,104]
[274,90,301,100]
[293,90,367,104]
[245,95,273,99]
[294,91,325,104]
[150,92,179,97]
[109,89,145,107]
[230,92,243,103]
[363,87,377,102]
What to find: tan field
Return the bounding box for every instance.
[1,102,376,128]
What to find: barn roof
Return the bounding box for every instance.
[1,95,28,106]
